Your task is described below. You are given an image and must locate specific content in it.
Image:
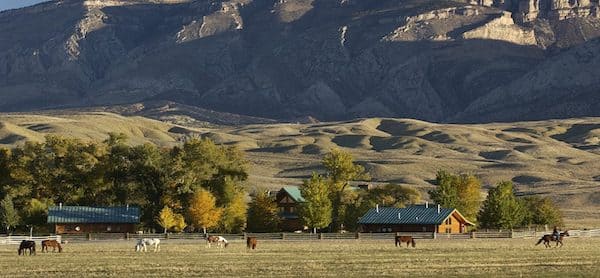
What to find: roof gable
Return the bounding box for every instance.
[358,205,458,225]
[47,206,140,224]
[279,186,305,203]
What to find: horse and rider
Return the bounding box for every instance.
[536,226,569,248]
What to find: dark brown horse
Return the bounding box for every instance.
[395,236,416,248]
[41,240,62,253]
[536,231,570,248]
[246,237,257,250]
[18,240,36,255]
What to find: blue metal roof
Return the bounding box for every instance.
[47,206,140,224]
[358,205,455,225]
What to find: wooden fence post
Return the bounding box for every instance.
[318,233,323,240]
[470,231,476,239]
[432,232,436,239]
[125,233,129,240]
[355,232,360,240]
[281,233,285,240]
[87,233,92,241]
[243,233,247,240]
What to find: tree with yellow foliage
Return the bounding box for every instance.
[188,189,223,234]
[172,213,187,232]
[156,206,177,234]
[220,191,247,233]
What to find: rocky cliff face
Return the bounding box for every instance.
[0,0,599,123]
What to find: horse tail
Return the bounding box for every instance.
[535,238,543,245]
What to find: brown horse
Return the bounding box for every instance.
[42,240,63,253]
[246,237,257,250]
[536,231,570,248]
[18,240,36,256]
[395,236,416,248]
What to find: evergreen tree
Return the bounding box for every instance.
[246,190,280,232]
[299,173,332,233]
[478,181,526,229]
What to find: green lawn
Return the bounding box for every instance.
[1,238,599,277]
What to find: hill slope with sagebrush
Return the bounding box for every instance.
[1,112,599,226]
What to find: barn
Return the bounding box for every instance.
[47,205,140,234]
[276,186,305,232]
[358,204,474,233]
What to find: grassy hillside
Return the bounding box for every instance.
[1,112,599,227]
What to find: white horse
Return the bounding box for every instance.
[135,238,161,252]
[206,235,228,248]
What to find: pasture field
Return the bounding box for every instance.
[1,238,599,277]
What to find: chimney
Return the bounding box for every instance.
[376,204,379,213]
[437,204,440,214]
[126,204,129,211]
[398,212,401,219]
[426,201,428,208]
[59,203,62,209]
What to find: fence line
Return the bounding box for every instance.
[0,235,61,245]
[14,229,600,243]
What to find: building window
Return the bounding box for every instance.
[290,207,296,213]
[445,227,452,233]
[446,218,452,225]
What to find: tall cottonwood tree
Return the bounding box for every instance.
[322,149,369,231]
[188,189,223,234]
[478,181,526,229]
[156,206,178,233]
[299,173,332,233]
[0,196,19,234]
[429,171,481,221]
[522,196,563,227]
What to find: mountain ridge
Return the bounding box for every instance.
[1,0,600,122]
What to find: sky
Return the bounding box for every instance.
[0,0,49,11]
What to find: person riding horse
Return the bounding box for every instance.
[552,226,560,242]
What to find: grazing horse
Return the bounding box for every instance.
[536,231,570,248]
[41,240,62,253]
[135,238,161,252]
[206,235,228,248]
[18,240,36,256]
[246,237,257,250]
[395,236,416,248]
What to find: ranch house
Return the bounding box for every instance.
[47,205,140,234]
[358,204,474,234]
[276,187,305,231]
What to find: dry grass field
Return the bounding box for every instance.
[1,112,599,226]
[1,239,599,277]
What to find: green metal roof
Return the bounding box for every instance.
[47,206,140,224]
[358,205,455,225]
[281,186,305,202]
